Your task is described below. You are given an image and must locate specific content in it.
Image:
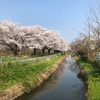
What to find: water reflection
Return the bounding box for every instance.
[67,57,80,74]
[32,59,68,96]
[15,57,87,100]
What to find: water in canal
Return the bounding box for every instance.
[15,57,87,100]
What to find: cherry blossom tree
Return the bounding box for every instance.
[0,20,26,56]
[21,25,47,55]
[0,20,68,56]
[23,27,68,55]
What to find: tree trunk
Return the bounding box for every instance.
[48,49,51,55]
[14,50,18,56]
[42,48,45,55]
[33,48,37,55]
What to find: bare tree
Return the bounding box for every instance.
[70,4,100,63]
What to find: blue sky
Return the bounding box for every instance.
[0,0,98,43]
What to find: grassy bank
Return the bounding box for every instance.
[77,57,100,100]
[0,54,65,97]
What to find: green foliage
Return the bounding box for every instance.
[0,55,31,63]
[93,53,100,67]
[78,58,100,100]
[0,54,64,93]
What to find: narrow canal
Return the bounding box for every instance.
[15,57,87,100]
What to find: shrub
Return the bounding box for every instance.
[93,52,100,67]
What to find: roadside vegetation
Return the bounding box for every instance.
[70,5,100,100]
[77,56,100,100]
[0,54,65,93]
[0,54,30,63]
[0,53,56,64]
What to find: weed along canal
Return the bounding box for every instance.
[15,57,87,100]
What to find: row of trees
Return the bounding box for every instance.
[0,20,68,56]
[70,8,100,66]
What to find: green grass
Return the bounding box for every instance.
[0,55,31,63]
[0,54,64,93]
[78,57,100,100]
